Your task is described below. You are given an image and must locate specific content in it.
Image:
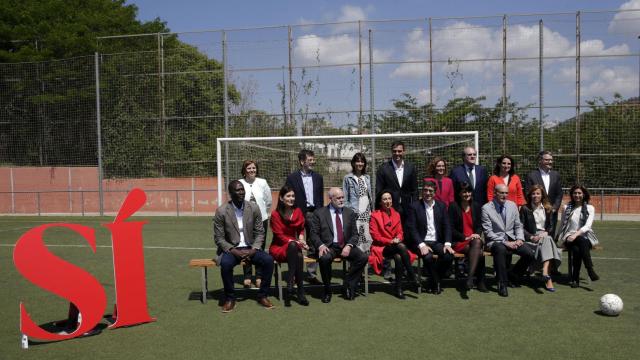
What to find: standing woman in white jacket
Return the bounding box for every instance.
[239,160,273,288]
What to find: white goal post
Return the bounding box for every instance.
[216,131,479,206]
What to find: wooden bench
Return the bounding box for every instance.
[274,256,348,301]
[189,259,217,304]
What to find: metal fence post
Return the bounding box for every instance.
[575,11,581,182]
[176,190,180,216]
[222,31,230,191]
[81,191,85,217]
[94,52,104,216]
[36,192,41,216]
[369,29,376,192]
[539,19,544,152]
[502,14,507,153]
[600,189,604,220]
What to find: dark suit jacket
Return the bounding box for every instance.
[285,170,324,211]
[519,205,553,242]
[406,199,452,248]
[448,201,483,246]
[449,163,489,205]
[213,200,265,257]
[375,160,417,216]
[525,169,562,211]
[309,206,358,250]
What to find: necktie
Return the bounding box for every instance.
[336,210,345,247]
[467,166,475,189]
[500,204,506,225]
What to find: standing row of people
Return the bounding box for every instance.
[213,144,600,311]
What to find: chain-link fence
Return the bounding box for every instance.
[1,10,639,215]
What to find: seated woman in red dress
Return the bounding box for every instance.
[486,154,526,207]
[369,190,418,299]
[424,156,454,208]
[269,185,309,306]
[448,182,487,292]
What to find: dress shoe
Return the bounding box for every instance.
[498,283,509,297]
[284,289,293,307]
[257,297,275,309]
[542,275,555,292]
[476,280,488,293]
[343,286,354,300]
[587,268,600,281]
[570,280,580,288]
[394,286,406,300]
[222,299,236,313]
[297,288,309,306]
[321,292,332,303]
[465,277,474,291]
[507,272,521,288]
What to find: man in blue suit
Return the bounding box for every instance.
[449,146,489,206]
[286,149,324,283]
[406,180,453,294]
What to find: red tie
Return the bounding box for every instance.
[336,211,344,247]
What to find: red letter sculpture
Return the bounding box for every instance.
[104,188,156,328]
[14,224,107,341]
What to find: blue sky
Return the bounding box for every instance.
[126,0,640,124]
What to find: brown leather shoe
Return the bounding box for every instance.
[257,297,275,309]
[221,300,236,313]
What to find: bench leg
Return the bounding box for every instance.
[417,257,422,295]
[567,249,573,283]
[364,263,369,296]
[200,267,208,304]
[275,262,283,301]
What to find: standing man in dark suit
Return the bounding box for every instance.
[375,141,418,219]
[285,149,324,284]
[525,150,563,237]
[406,180,453,294]
[449,146,489,206]
[214,180,275,312]
[481,184,535,297]
[310,187,368,303]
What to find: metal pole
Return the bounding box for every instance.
[94,52,104,216]
[157,33,165,176]
[539,19,544,152]
[68,167,72,213]
[575,11,581,183]
[502,14,507,153]
[81,191,85,216]
[358,20,363,133]
[637,35,640,101]
[288,26,299,136]
[222,31,230,192]
[429,17,433,107]
[10,167,15,214]
[369,29,376,191]
[600,189,604,221]
[176,190,180,216]
[37,192,41,216]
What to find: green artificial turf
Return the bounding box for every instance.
[1,217,638,359]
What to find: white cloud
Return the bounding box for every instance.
[336,5,368,22]
[608,0,640,34]
[293,34,390,66]
[580,66,638,99]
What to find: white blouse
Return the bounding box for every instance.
[239,177,272,222]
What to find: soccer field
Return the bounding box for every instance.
[1,216,638,360]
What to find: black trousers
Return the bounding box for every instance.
[318,244,368,291]
[490,241,535,283]
[565,235,593,281]
[418,242,454,283]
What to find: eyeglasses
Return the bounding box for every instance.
[423,189,435,193]
[465,153,477,157]
[496,191,509,195]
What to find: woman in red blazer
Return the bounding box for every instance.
[369,190,418,299]
[269,185,309,306]
[448,182,486,292]
[424,156,454,207]
[487,154,526,207]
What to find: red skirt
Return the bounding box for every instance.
[453,239,471,253]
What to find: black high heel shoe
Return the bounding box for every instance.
[297,287,309,306]
[542,275,555,292]
[284,286,293,307]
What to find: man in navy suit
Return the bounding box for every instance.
[406,180,453,294]
[449,146,489,206]
[525,150,563,237]
[375,141,417,219]
[286,149,324,283]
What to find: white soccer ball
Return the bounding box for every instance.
[599,294,623,316]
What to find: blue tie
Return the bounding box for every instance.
[499,204,506,225]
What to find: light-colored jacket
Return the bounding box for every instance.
[239,177,272,221]
[481,200,524,248]
[213,200,265,261]
[342,173,372,214]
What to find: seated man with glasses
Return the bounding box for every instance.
[449,146,489,206]
[481,184,535,297]
[406,180,453,294]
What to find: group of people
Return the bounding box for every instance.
[213,143,600,312]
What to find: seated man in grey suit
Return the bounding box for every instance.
[310,187,368,303]
[481,184,535,297]
[214,180,275,312]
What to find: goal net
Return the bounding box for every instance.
[216,131,479,205]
